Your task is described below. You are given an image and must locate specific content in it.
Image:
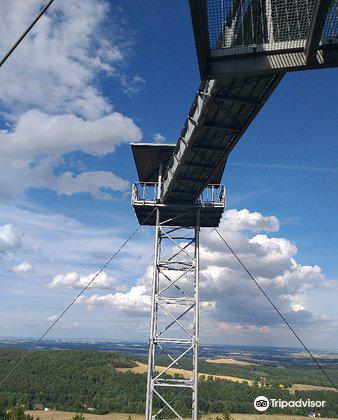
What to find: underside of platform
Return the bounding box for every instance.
[190,0,338,79]
[132,203,224,227]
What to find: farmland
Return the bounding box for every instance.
[26,410,336,420]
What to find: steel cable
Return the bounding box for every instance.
[0,209,156,387]
[0,0,56,69]
[0,207,199,387]
[211,224,338,391]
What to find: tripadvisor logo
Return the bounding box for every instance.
[254,396,269,412]
[254,396,326,412]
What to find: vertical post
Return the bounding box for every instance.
[157,161,163,202]
[192,209,200,420]
[145,208,160,420]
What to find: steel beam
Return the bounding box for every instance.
[178,176,204,183]
[306,0,334,64]
[208,49,338,78]
[203,122,240,132]
[192,144,228,152]
[189,0,209,80]
[214,94,259,105]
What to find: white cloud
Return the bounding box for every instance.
[55,171,129,200]
[197,209,337,332]
[86,285,151,313]
[153,133,166,143]
[0,109,141,200]
[120,75,145,94]
[49,270,117,290]
[0,202,153,290]
[1,203,336,345]
[0,0,131,118]
[0,110,141,159]
[83,209,337,339]
[222,209,279,232]
[0,1,143,201]
[0,224,25,258]
[218,322,271,335]
[12,261,33,273]
[47,315,58,322]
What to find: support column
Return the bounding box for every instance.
[192,209,200,420]
[145,209,201,420]
[145,208,160,420]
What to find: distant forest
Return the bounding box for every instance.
[0,349,337,418]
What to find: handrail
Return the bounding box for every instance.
[132,182,226,207]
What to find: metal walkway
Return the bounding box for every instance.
[161,73,283,204]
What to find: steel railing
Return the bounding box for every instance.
[132,182,226,207]
[206,0,337,57]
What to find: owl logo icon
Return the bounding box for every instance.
[254,396,270,412]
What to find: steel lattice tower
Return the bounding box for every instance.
[145,209,200,420]
[131,143,226,420]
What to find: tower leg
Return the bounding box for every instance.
[145,209,200,420]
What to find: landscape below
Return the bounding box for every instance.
[0,343,337,419]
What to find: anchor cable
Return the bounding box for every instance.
[211,225,338,391]
[0,0,56,69]
[0,209,156,387]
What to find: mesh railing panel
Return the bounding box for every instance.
[207,0,318,56]
[321,0,338,45]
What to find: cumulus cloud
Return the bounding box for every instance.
[86,285,151,313]
[83,209,337,339]
[0,109,141,201]
[197,209,336,331]
[0,0,132,118]
[222,209,279,232]
[12,261,34,273]
[0,110,141,159]
[0,1,143,201]
[55,171,129,200]
[49,271,117,290]
[0,224,25,259]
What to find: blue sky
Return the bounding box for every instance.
[0,0,337,349]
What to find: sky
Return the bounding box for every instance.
[0,0,337,350]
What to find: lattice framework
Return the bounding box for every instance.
[145,209,200,420]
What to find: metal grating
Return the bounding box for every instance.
[321,0,338,45]
[207,0,318,56]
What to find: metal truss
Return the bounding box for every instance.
[145,209,200,420]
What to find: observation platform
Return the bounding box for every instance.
[131,143,226,227]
